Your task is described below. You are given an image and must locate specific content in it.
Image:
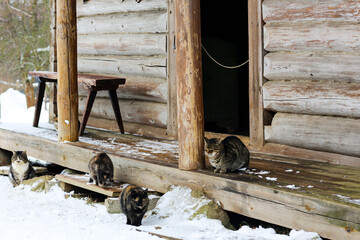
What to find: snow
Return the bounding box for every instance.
[0,89,322,239]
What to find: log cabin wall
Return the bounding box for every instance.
[262,0,360,158]
[52,0,171,138]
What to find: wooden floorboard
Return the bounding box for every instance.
[0,126,359,239]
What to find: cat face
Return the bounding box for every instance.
[130,188,149,210]
[204,137,222,158]
[11,151,29,165]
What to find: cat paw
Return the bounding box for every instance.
[220,169,227,174]
[214,168,220,173]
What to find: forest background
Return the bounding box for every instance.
[0,0,50,84]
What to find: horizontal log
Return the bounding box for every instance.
[78,56,167,79]
[81,116,170,140]
[77,0,167,17]
[265,113,360,157]
[79,97,167,128]
[263,0,360,23]
[263,81,360,118]
[77,11,167,35]
[78,76,167,103]
[264,22,360,52]
[264,52,360,82]
[78,34,167,56]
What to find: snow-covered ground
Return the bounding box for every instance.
[0,88,322,240]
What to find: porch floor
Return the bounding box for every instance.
[0,123,359,239]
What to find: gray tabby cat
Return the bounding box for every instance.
[88,152,114,187]
[8,151,36,187]
[204,136,249,173]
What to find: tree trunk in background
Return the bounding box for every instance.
[25,80,36,108]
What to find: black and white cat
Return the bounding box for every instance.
[8,151,36,187]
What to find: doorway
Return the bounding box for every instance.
[201,1,249,136]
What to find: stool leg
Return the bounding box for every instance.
[33,79,46,127]
[108,90,124,134]
[79,90,97,136]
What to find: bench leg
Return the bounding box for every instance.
[108,90,124,134]
[79,90,97,136]
[33,78,46,127]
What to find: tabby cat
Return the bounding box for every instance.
[204,136,249,173]
[120,184,149,226]
[8,151,36,187]
[88,152,114,187]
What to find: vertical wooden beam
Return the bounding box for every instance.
[167,0,178,138]
[56,0,78,142]
[248,0,265,148]
[49,0,57,123]
[175,0,204,170]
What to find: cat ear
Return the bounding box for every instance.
[23,151,27,155]
[204,137,208,146]
[12,150,16,155]
[144,188,148,193]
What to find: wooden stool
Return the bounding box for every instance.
[28,71,126,136]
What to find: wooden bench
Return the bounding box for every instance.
[28,71,126,136]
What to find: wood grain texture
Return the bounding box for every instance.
[56,0,78,142]
[175,0,204,170]
[263,0,360,23]
[77,0,167,17]
[0,127,359,240]
[264,22,360,52]
[78,97,167,128]
[166,0,178,138]
[264,52,360,82]
[78,56,167,79]
[78,34,167,56]
[78,76,167,103]
[77,11,167,35]
[265,113,360,157]
[248,0,265,147]
[263,81,360,118]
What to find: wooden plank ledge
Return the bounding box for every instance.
[55,174,124,197]
[0,166,48,175]
[0,127,359,239]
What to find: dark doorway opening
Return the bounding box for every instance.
[201,1,249,136]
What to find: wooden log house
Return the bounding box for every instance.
[0,0,359,239]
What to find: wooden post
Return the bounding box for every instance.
[56,0,78,142]
[175,0,204,170]
[248,0,265,147]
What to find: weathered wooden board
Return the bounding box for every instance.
[249,0,265,147]
[263,0,360,23]
[82,116,169,139]
[78,34,167,56]
[57,0,79,142]
[78,56,167,79]
[77,11,167,35]
[55,174,124,197]
[264,22,360,52]
[78,76,167,103]
[0,128,359,240]
[78,97,167,128]
[263,81,360,118]
[166,0,177,138]
[264,52,360,82]
[0,166,48,175]
[77,0,167,17]
[265,113,360,157]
